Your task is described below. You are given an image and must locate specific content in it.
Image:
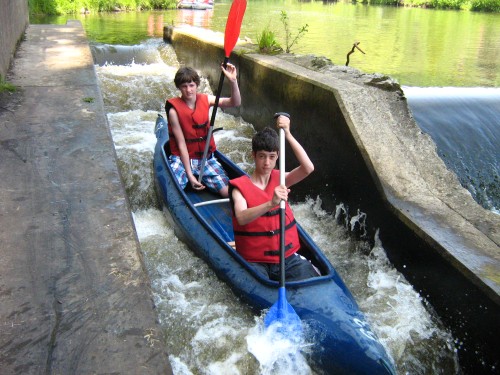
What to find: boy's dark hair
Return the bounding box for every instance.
[174,67,201,88]
[252,127,279,153]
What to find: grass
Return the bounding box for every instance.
[0,79,17,94]
[280,10,309,54]
[257,27,282,54]
[257,11,310,55]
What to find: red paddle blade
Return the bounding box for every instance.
[224,0,247,58]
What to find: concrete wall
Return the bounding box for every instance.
[0,0,29,80]
[165,25,500,373]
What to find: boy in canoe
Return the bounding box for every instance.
[165,65,241,197]
[229,114,319,281]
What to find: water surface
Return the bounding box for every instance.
[31,0,500,87]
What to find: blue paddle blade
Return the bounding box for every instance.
[264,287,302,336]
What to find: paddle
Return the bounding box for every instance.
[263,113,302,335]
[198,0,247,182]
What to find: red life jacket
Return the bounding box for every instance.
[230,170,300,263]
[165,93,216,159]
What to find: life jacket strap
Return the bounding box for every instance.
[263,243,294,256]
[234,219,296,237]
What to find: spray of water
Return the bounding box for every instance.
[247,318,312,375]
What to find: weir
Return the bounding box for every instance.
[164,25,500,373]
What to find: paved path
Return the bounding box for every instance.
[0,21,173,374]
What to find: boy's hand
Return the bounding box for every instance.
[272,184,289,206]
[276,114,291,133]
[221,63,237,82]
[189,176,206,191]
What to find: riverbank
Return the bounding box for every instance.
[0,21,173,374]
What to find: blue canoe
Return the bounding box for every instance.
[153,114,396,374]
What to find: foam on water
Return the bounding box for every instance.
[91,41,173,66]
[292,198,459,373]
[108,110,158,152]
[247,320,312,375]
[133,209,260,373]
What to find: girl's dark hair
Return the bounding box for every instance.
[252,127,279,153]
[174,67,201,88]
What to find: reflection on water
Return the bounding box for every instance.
[147,13,165,37]
[177,8,214,27]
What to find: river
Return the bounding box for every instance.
[31,2,499,373]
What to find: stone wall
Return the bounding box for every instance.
[0,0,29,80]
[165,25,500,373]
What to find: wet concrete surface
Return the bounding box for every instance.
[0,21,173,374]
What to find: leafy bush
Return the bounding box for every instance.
[369,0,401,5]
[352,0,500,10]
[29,0,178,15]
[469,0,500,11]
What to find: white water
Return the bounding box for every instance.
[96,40,459,374]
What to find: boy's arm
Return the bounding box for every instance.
[232,186,283,226]
[277,116,315,188]
[168,108,205,190]
[209,63,241,108]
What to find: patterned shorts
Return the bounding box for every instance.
[169,155,229,193]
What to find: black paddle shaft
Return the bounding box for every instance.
[198,58,230,182]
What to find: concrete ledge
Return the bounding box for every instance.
[0,21,172,374]
[166,25,499,373]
